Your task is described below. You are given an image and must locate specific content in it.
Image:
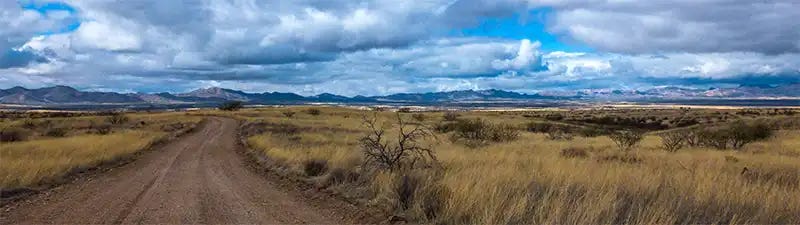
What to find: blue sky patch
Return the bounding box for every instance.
[18,0,81,35]
[457,8,592,53]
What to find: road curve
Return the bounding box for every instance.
[1,117,341,224]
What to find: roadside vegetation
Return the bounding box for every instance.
[236,106,800,224]
[0,111,202,191]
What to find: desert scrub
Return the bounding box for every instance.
[231,107,800,224]
[0,131,164,189]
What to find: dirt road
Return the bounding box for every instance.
[1,117,344,224]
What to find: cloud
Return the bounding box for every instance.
[1,0,799,95]
[537,0,800,54]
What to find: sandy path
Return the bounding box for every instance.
[0,117,342,224]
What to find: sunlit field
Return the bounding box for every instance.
[231,106,800,224]
[0,111,202,190]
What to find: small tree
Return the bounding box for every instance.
[659,131,687,152]
[728,120,773,149]
[609,130,644,151]
[106,113,129,125]
[218,101,244,111]
[359,113,437,171]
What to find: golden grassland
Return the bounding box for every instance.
[235,106,800,224]
[0,112,202,190]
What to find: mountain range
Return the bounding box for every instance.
[1,84,799,107]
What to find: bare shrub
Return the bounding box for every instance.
[1,127,30,142]
[106,113,129,125]
[90,122,112,135]
[282,111,296,118]
[442,112,459,121]
[305,108,321,116]
[489,124,520,142]
[684,129,701,147]
[608,130,644,151]
[659,131,687,152]
[360,113,437,171]
[560,147,589,158]
[303,159,328,176]
[545,127,574,141]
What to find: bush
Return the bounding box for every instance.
[693,120,774,150]
[433,122,458,133]
[91,122,113,135]
[728,120,773,149]
[303,159,328,176]
[305,108,321,116]
[659,131,687,152]
[525,122,553,133]
[545,126,574,141]
[442,112,459,121]
[560,147,589,158]
[106,113,129,125]
[218,101,244,111]
[450,119,519,147]
[608,130,644,151]
[360,113,437,170]
[577,127,606,137]
[282,111,296,118]
[544,113,564,121]
[44,126,68,137]
[1,127,30,142]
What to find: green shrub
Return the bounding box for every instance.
[218,101,244,111]
[450,119,519,147]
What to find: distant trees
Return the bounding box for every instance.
[218,101,244,111]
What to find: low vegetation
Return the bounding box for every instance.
[0,112,202,190]
[239,107,800,224]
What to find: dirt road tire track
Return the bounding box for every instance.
[0,117,346,224]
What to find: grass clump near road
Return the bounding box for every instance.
[231,107,800,224]
[0,131,162,189]
[0,112,202,191]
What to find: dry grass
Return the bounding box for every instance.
[0,112,202,190]
[236,106,800,224]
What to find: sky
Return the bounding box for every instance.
[1,0,799,96]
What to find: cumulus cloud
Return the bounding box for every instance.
[537,0,800,54]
